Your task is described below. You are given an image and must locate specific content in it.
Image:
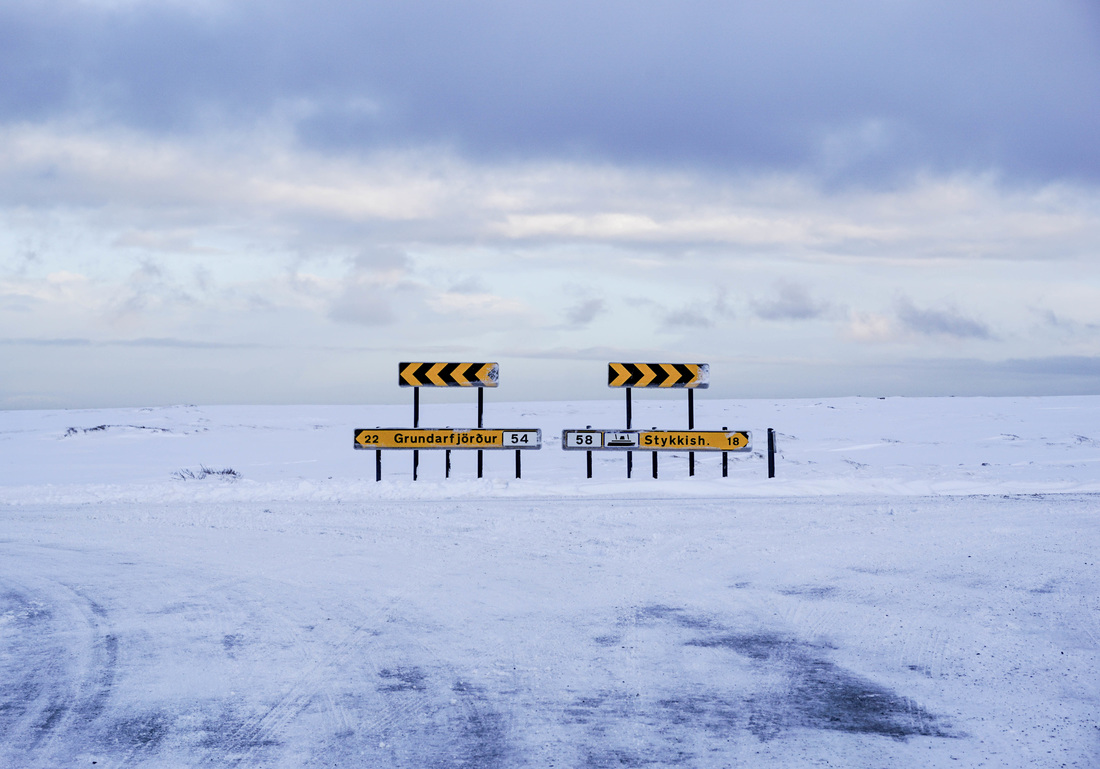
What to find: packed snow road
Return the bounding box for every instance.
[2,493,1097,768]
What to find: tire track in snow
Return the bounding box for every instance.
[189,578,396,768]
[196,625,381,767]
[187,581,504,768]
[0,570,121,768]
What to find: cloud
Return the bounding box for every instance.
[846,311,897,343]
[352,246,408,271]
[427,291,531,319]
[664,309,714,328]
[1000,355,1100,378]
[0,1,1097,184]
[445,276,487,295]
[3,123,1100,264]
[895,298,993,340]
[565,297,605,326]
[2,2,1099,406]
[325,258,421,326]
[753,281,829,321]
[1034,307,1100,335]
[327,285,396,326]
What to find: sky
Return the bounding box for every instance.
[2,0,1099,408]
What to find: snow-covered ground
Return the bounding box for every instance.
[1,396,1098,767]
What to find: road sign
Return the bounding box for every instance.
[608,363,708,388]
[399,362,499,387]
[562,430,604,449]
[562,429,749,451]
[355,428,540,450]
[639,430,749,450]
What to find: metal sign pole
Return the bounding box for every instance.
[477,388,485,479]
[376,449,382,482]
[626,388,633,479]
[651,423,658,478]
[722,426,728,478]
[586,425,593,478]
[768,428,776,478]
[392,361,509,482]
[688,389,695,476]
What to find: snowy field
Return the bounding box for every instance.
[1,395,1098,768]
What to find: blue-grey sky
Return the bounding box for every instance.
[2,0,1099,407]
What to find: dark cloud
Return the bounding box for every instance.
[664,308,714,328]
[896,298,993,340]
[1034,308,1100,333]
[565,297,605,326]
[353,247,408,271]
[1,0,1097,183]
[753,282,828,321]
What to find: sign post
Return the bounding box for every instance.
[626,387,632,478]
[722,426,728,477]
[688,389,695,476]
[608,363,709,478]
[398,362,498,481]
[478,388,485,478]
[358,362,540,482]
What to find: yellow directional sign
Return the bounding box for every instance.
[562,429,749,451]
[399,362,498,387]
[608,363,709,388]
[639,430,749,451]
[355,428,540,450]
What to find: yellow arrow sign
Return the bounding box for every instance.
[608,362,632,387]
[426,362,448,387]
[607,363,709,388]
[398,362,499,387]
[638,430,750,451]
[475,363,497,385]
[450,363,472,386]
[399,365,421,387]
[636,366,657,387]
[355,428,540,449]
[561,429,750,451]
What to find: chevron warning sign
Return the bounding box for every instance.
[607,362,709,388]
[399,362,499,387]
